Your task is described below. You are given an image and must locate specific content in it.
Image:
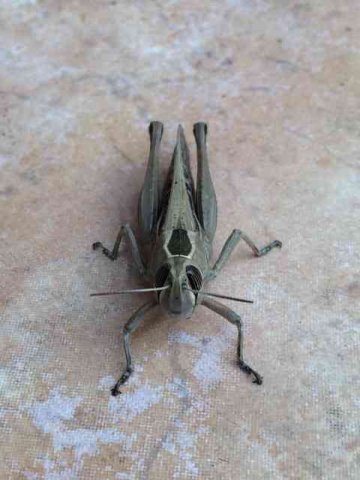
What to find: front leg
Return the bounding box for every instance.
[92,223,146,276]
[111,300,157,396]
[201,297,262,385]
[207,228,282,280]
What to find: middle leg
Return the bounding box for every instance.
[207,228,282,280]
[92,223,146,276]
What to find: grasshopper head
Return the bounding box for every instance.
[155,263,203,318]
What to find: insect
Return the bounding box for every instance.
[92,121,282,396]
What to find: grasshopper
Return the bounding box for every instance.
[92,121,282,396]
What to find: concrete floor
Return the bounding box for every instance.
[0,1,359,479]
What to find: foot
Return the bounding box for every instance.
[272,240,282,249]
[92,241,116,261]
[239,361,263,385]
[92,241,102,250]
[110,385,122,397]
[258,239,282,256]
[110,368,133,396]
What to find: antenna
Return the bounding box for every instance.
[184,288,253,304]
[90,285,169,297]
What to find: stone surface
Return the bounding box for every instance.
[0,1,359,479]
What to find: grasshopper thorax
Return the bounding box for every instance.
[155,259,203,318]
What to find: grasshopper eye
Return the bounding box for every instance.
[186,266,202,291]
[155,264,171,288]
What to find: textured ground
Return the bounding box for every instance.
[0,1,359,479]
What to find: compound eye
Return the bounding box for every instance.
[186,265,202,291]
[155,264,171,288]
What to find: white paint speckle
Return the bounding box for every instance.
[0,368,10,391]
[109,384,163,420]
[115,473,135,480]
[98,375,116,390]
[166,377,190,399]
[169,329,231,388]
[44,467,77,480]
[169,331,199,347]
[161,421,200,478]
[6,0,38,6]
[163,437,176,454]
[31,390,82,434]
[23,472,39,480]
[0,155,11,168]
[29,390,136,464]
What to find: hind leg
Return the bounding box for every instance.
[138,121,164,243]
[193,122,217,242]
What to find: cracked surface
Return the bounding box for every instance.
[0,1,359,479]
